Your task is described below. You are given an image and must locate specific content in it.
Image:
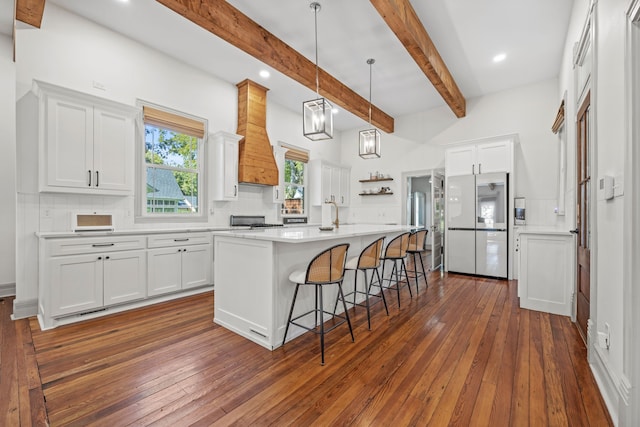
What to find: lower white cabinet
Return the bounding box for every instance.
[518,230,575,316]
[147,233,213,296]
[39,231,212,329]
[49,249,147,317]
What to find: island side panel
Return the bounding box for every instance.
[214,235,274,349]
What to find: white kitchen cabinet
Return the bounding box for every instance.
[310,160,350,206]
[211,131,242,201]
[44,236,147,319]
[518,230,575,316]
[445,138,514,176]
[147,232,213,296]
[18,80,138,195]
[265,145,286,204]
[49,253,104,317]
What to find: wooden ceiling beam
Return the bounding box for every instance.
[370,0,466,118]
[155,0,394,133]
[16,0,46,28]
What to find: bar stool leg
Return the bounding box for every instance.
[318,284,325,365]
[402,258,413,298]
[363,269,371,330]
[283,283,300,347]
[392,261,401,308]
[418,252,428,288]
[371,267,389,315]
[412,253,420,294]
[337,281,355,342]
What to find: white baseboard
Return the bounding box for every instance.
[11,298,38,320]
[0,282,16,297]
[591,344,621,426]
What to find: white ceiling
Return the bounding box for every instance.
[16,0,574,131]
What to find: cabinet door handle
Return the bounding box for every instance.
[95,171,99,187]
[88,170,92,186]
[174,238,189,242]
[479,163,482,174]
[472,165,475,175]
[276,188,279,199]
[105,256,110,260]
[97,256,102,260]
[92,243,115,247]
[341,196,344,204]
[234,185,238,197]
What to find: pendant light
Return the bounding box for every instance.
[359,58,381,159]
[303,2,333,141]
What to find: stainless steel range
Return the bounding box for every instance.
[229,215,283,229]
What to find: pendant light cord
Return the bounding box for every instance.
[314,3,320,96]
[367,58,375,125]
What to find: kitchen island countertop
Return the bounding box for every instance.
[214,223,411,243]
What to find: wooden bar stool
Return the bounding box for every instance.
[380,232,412,308]
[282,243,353,365]
[406,229,429,294]
[337,237,389,330]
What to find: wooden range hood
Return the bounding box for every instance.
[236,79,278,186]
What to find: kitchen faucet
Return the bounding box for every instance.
[325,198,339,228]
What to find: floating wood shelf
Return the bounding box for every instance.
[359,177,393,183]
[359,192,394,196]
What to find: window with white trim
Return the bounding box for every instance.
[138,104,207,221]
[281,144,309,216]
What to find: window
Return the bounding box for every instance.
[139,104,207,220]
[281,144,309,216]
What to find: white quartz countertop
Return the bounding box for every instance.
[515,226,575,236]
[36,226,231,238]
[214,223,412,243]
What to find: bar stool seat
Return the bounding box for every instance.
[406,229,429,294]
[380,232,412,308]
[338,237,389,330]
[282,243,354,365]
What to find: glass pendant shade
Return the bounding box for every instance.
[359,128,381,158]
[303,97,333,140]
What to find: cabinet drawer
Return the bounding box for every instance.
[147,232,212,248]
[47,235,146,256]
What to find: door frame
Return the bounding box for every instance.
[622,0,640,423]
[401,169,445,269]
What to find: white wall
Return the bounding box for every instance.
[342,77,565,228]
[0,34,16,293]
[558,0,630,423]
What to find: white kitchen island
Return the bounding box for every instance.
[213,224,411,350]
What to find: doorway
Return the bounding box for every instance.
[575,91,591,342]
[404,171,445,270]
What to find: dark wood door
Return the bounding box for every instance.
[576,91,591,342]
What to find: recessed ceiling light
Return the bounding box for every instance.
[259,69,270,78]
[493,53,507,63]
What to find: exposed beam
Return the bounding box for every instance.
[16,0,46,28]
[370,0,466,118]
[155,0,394,133]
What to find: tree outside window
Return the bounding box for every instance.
[145,125,200,214]
[282,158,305,215]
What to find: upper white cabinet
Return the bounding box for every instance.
[17,80,139,195]
[310,160,350,206]
[445,138,514,176]
[265,145,286,204]
[211,131,242,201]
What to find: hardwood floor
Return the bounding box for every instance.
[1,270,612,426]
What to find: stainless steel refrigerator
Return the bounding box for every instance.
[446,172,508,278]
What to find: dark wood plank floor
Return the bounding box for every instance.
[2,269,612,426]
